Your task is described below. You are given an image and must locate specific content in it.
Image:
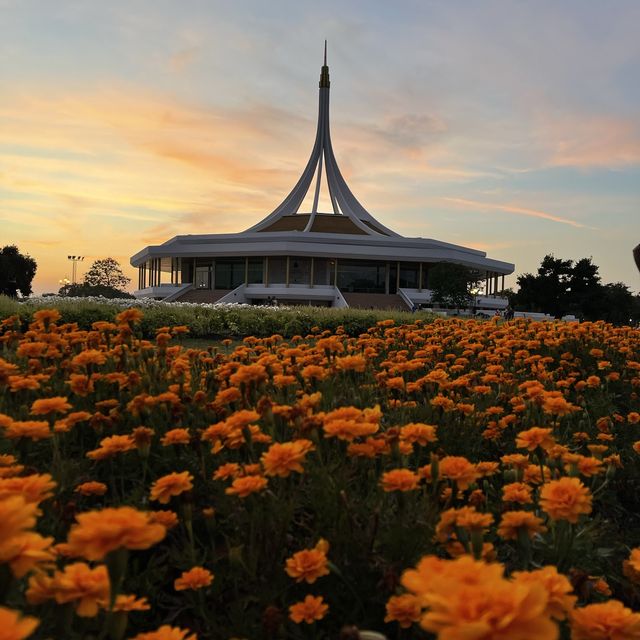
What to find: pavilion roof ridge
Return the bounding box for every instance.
[245,45,401,238]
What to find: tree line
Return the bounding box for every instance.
[1,244,638,324]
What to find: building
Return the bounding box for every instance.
[131,45,514,310]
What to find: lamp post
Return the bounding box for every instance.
[67,256,84,284]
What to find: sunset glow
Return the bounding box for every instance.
[2,1,639,293]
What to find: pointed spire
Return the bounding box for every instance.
[319,40,330,88]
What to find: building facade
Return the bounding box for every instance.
[131,47,514,310]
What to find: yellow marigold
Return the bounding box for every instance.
[498,511,547,540]
[66,506,166,561]
[161,428,191,446]
[53,562,110,617]
[540,477,592,523]
[4,421,51,441]
[401,555,558,639]
[399,423,438,446]
[502,482,533,504]
[86,434,135,460]
[0,607,39,639]
[288,595,329,624]
[30,396,72,416]
[75,481,108,497]
[285,539,330,584]
[381,469,420,492]
[384,593,422,628]
[174,567,214,591]
[149,510,179,529]
[261,439,315,477]
[132,626,197,640]
[225,475,268,498]
[6,532,56,578]
[150,471,193,504]
[513,567,576,621]
[113,594,150,612]
[571,600,640,640]
[623,548,640,584]
[439,456,479,490]
[516,427,555,452]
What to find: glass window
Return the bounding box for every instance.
[337,260,386,293]
[247,258,263,284]
[399,263,418,289]
[215,259,245,289]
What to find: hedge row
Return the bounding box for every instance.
[0,295,434,338]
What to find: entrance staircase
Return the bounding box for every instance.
[341,292,411,311]
[174,289,231,304]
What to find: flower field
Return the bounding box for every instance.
[1,309,640,639]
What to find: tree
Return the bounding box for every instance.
[429,262,482,310]
[513,254,637,324]
[83,258,131,291]
[0,245,37,297]
[58,282,134,299]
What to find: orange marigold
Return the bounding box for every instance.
[113,594,150,612]
[0,607,39,639]
[75,482,108,497]
[384,593,422,628]
[0,496,38,564]
[381,469,420,492]
[174,567,214,591]
[516,427,555,452]
[502,482,533,504]
[540,477,592,523]
[52,562,110,617]
[513,567,576,620]
[150,471,193,504]
[225,475,268,498]
[401,555,558,639]
[30,396,72,416]
[4,421,51,441]
[261,439,315,477]
[497,511,547,540]
[288,595,329,624]
[623,548,640,584]
[285,539,330,584]
[571,600,640,640]
[148,510,179,529]
[399,423,438,446]
[132,626,197,640]
[6,532,55,578]
[161,428,191,446]
[86,434,135,460]
[439,456,479,490]
[66,506,166,561]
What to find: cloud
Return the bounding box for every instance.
[442,197,587,228]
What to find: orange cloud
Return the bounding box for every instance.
[442,197,587,228]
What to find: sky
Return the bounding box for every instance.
[1,0,639,294]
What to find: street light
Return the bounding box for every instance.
[67,256,84,284]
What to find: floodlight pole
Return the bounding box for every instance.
[67,255,85,284]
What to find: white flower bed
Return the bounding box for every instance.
[24,296,291,312]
